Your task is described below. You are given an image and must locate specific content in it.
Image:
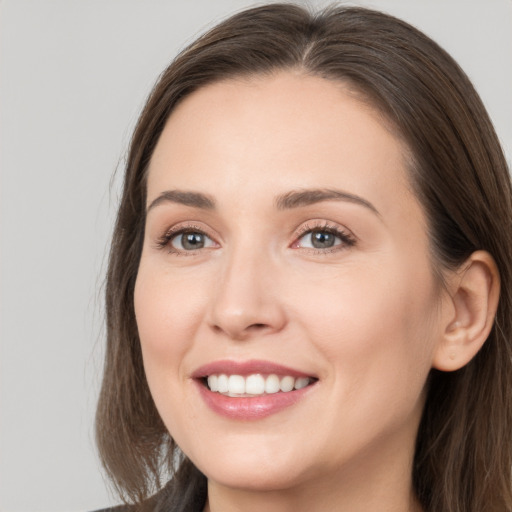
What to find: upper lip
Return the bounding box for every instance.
[191,359,315,379]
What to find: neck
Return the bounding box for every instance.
[205,480,421,512]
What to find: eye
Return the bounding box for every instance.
[157,227,217,253]
[300,230,340,249]
[171,230,216,251]
[293,224,356,252]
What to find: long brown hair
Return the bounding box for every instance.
[96,4,512,511]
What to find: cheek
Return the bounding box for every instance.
[133,262,213,443]
[133,262,207,389]
[292,258,438,405]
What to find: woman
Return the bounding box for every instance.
[95,3,512,511]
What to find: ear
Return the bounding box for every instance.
[433,250,500,372]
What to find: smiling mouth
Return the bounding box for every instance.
[203,373,317,397]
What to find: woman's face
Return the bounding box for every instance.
[135,72,446,494]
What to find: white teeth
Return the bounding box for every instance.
[280,376,295,392]
[217,374,229,393]
[205,373,314,395]
[228,375,245,394]
[294,377,310,390]
[207,375,218,392]
[265,374,280,394]
[246,374,265,394]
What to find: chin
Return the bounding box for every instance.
[200,461,308,492]
[186,439,314,492]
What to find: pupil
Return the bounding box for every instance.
[182,232,204,250]
[311,231,334,248]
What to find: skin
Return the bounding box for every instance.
[134,71,460,512]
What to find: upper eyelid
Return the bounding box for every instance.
[293,220,355,238]
[291,220,357,251]
[153,222,219,251]
[162,222,217,239]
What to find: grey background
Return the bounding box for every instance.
[0,1,510,511]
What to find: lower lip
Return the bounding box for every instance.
[195,380,316,420]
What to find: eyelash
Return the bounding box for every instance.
[155,221,356,255]
[293,221,356,253]
[155,224,215,255]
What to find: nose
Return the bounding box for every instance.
[207,247,287,341]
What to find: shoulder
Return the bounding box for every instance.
[89,492,171,512]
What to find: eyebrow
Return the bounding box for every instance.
[146,187,379,216]
[275,188,380,216]
[147,190,216,213]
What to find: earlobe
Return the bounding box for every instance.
[432,250,500,372]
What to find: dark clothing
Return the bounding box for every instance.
[92,475,207,512]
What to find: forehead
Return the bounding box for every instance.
[147,71,416,222]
